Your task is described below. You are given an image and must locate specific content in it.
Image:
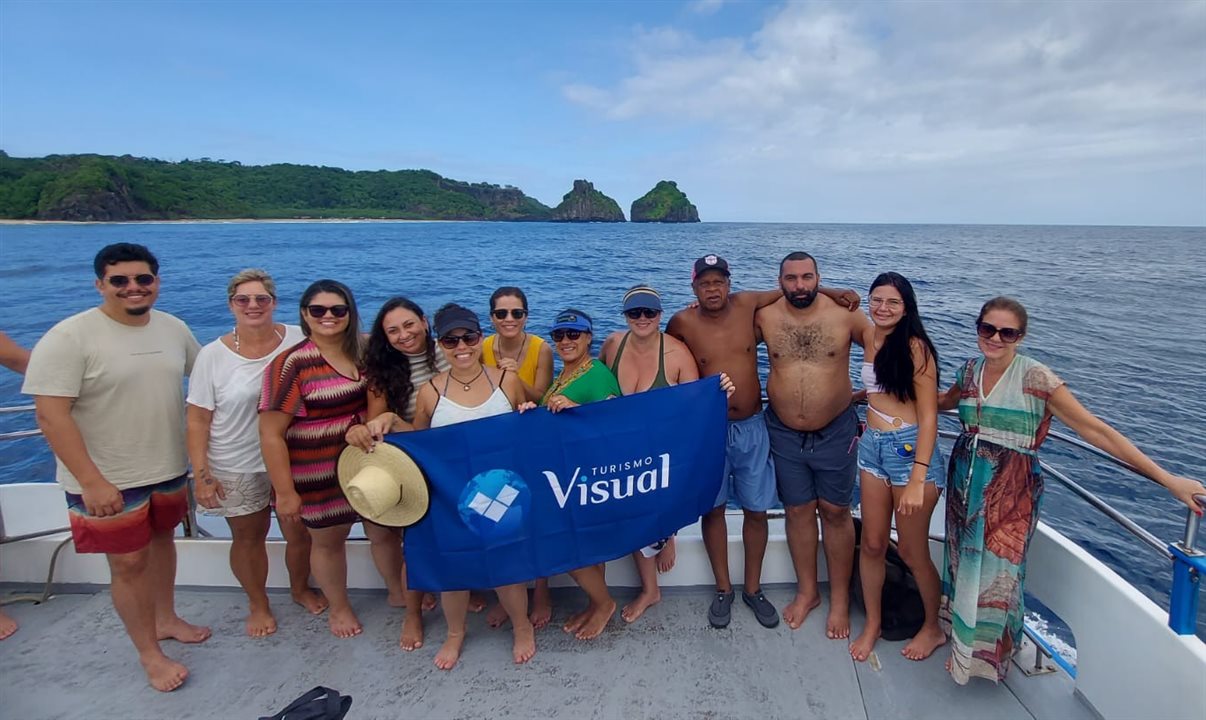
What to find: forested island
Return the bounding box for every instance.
[0,152,701,223]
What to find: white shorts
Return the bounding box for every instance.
[200,470,272,518]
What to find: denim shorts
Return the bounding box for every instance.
[857,423,946,489]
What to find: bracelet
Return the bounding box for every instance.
[913,461,930,468]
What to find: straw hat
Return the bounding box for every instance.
[337,444,429,527]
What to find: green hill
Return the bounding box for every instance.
[630,180,699,223]
[0,152,552,221]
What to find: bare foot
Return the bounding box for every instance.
[421,592,438,612]
[849,626,879,662]
[141,652,188,692]
[512,619,536,664]
[157,616,212,643]
[656,537,677,574]
[826,603,850,640]
[575,599,616,640]
[292,588,329,615]
[387,590,407,608]
[434,632,465,670]
[0,610,17,641]
[245,606,278,638]
[327,606,363,639]
[529,597,552,630]
[562,606,591,635]
[468,592,487,613]
[400,611,424,651]
[621,589,661,623]
[902,624,947,661]
[486,602,510,629]
[782,593,821,630]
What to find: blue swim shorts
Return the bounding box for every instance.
[715,411,778,512]
[766,405,859,508]
[857,423,946,489]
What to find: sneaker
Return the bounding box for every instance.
[708,589,735,628]
[742,590,780,628]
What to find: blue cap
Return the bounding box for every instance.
[622,286,662,313]
[550,308,593,333]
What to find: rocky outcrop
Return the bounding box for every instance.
[550,180,626,222]
[630,180,699,223]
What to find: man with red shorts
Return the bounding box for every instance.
[23,243,207,692]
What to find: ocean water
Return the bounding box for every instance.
[1,220,1204,637]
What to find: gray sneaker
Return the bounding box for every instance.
[708,589,735,628]
[742,590,780,628]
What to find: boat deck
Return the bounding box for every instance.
[0,584,1096,720]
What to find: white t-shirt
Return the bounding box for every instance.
[186,324,305,473]
[22,308,201,493]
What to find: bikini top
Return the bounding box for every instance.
[861,361,888,396]
[429,369,513,428]
[610,332,670,392]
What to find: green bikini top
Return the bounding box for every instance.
[610,331,670,392]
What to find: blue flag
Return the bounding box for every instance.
[387,376,727,591]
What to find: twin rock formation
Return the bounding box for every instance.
[551,180,699,223]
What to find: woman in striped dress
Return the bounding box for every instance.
[259,279,369,639]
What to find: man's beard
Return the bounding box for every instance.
[782,287,817,309]
[125,306,151,316]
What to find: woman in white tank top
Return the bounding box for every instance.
[409,303,537,672]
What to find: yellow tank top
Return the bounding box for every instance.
[482,334,546,387]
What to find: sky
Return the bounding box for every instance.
[1,0,1203,226]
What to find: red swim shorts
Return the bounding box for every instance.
[64,474,190,555]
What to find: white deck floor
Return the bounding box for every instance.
[0,585,1097,720]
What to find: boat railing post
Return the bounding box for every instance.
[1167,494,1206,635]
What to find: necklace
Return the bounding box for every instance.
[449,366,485,392]
[545,358,592,400]
[234,325,285,356]
[497,332,527,363]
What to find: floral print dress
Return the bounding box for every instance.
[940,353,1063,684]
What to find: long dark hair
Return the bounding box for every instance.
[363,297,436,415]
[299,279,362,362]
[870,272,939,403]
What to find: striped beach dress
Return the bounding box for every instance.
[260,338,367,528]
[940,353,1063,684]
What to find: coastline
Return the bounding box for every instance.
[0,218,458,226]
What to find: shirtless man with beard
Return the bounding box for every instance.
[667,254,858,629]
[756,251,870,639]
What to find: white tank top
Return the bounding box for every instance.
[430,370,514,428]
[861,361,888,396]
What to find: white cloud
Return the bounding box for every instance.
[563,1,1206,223]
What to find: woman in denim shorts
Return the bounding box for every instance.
[850,272,947,665]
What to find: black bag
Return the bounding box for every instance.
[259,686,353,720]
[850,517,926,642]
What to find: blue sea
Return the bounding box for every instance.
[1,220,1204,637]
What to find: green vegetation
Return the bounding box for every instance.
[550,179,626,222]
[0,151,552,221]
[630,180,699,223]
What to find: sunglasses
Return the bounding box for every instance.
[976,321,1022,344]
[232,294,273,307]
[624,308,660,320]
[306,304,350,319]
[107,274,156,288]
[438,331,483,349]
[551,329,585,342]
[491,309,527,320]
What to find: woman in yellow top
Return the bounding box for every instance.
[482,287,554,404]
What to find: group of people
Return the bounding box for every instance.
[10,242,1203,694]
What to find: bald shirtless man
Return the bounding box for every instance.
[668,254,858,629]
[757,251,870,639]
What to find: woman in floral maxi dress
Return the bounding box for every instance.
[938,297,1205,685]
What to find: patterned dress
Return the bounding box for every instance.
[940,353,1063,684]
[260,339,367,528]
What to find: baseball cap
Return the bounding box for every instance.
[692,254,730,280]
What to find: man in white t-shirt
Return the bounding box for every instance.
[22,243,206,693]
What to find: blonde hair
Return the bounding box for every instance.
[227,268,277,300]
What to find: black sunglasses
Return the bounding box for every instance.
[624,308,660,320]
[232,294,273,307]
[107,274,156,288]
[306,304,350,319]
[551,329,585,342]
[492,309,527,320]
[976,321,1022,344]
[438,330,483,349]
